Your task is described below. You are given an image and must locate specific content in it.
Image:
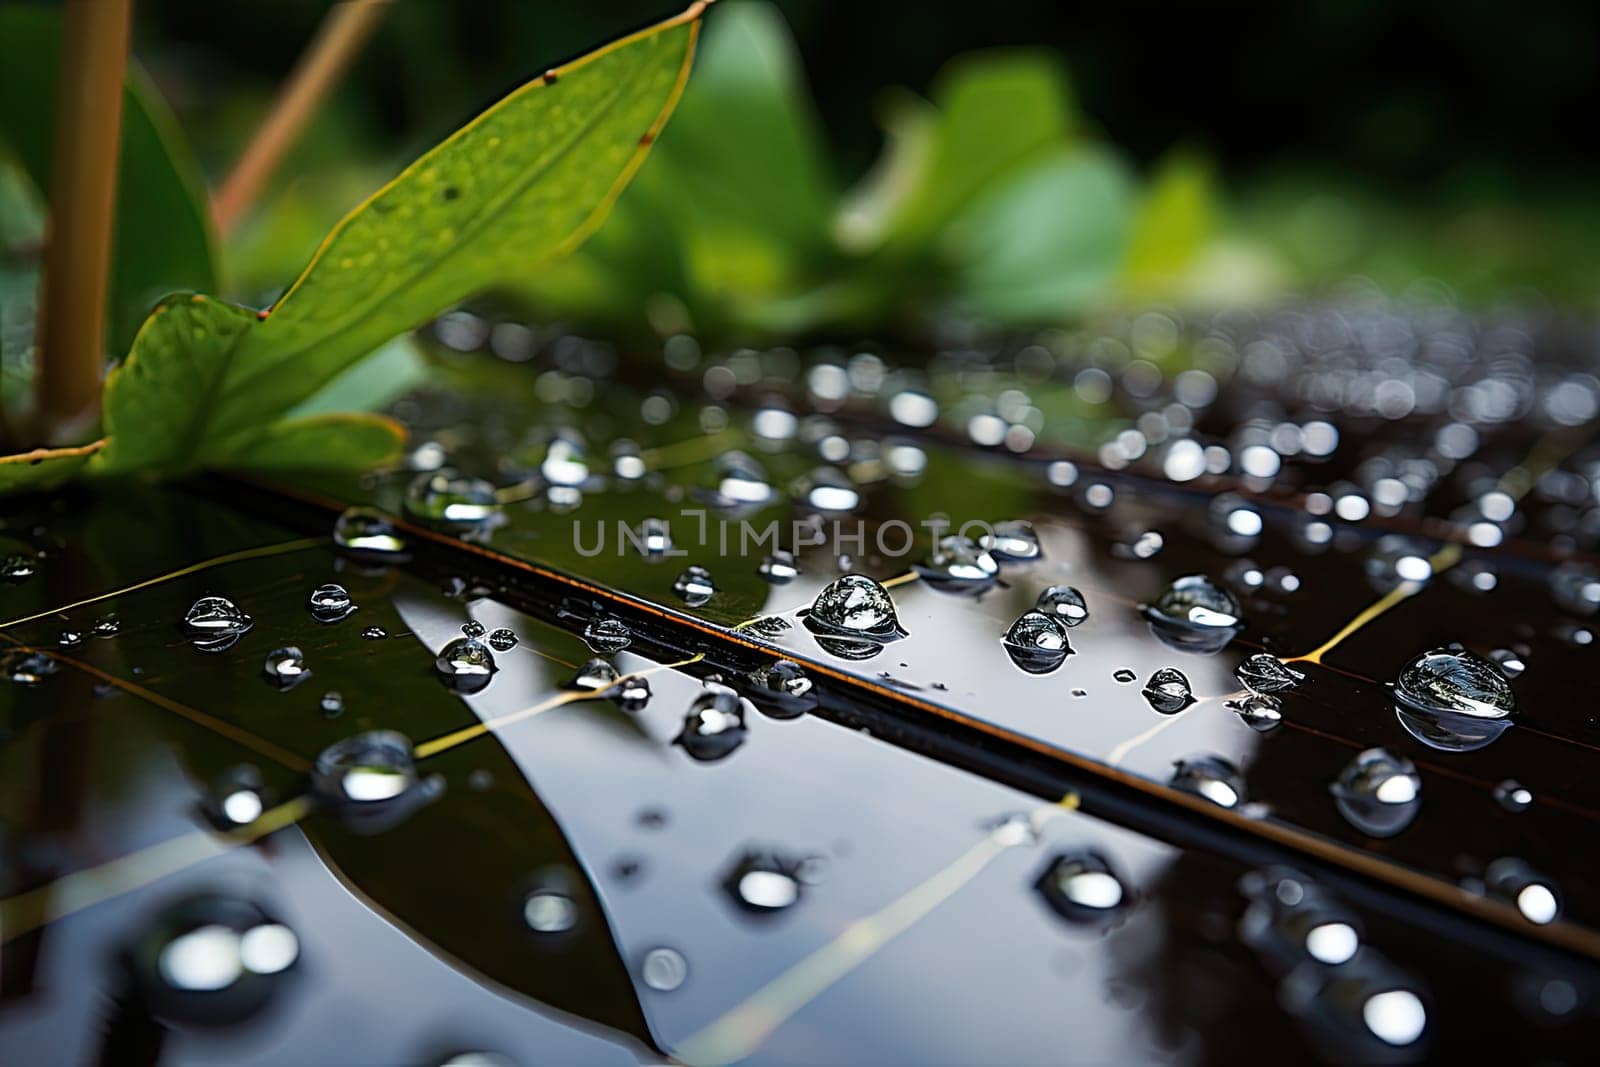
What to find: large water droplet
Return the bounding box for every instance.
[434,637,497,693]
[675,685,750,762]
[3,649,57,686]
[982,520,1042,561]
[1142,575,1241,654]
[1280,952,1428,1052]
[1142,667,1194,713]
[1486,857,1561,925]
[723,850,806,913]
[1227,693,1283,732]
[804,573,906,659]
[584,615,633,653]
[486,627,518,652]
[307,583,357,623]
[570,658,619,692]
[310,730,442,833]
[1235,653,1303,693]
[914,534,999,593]
[522,889,578,935]
[182,596,254,653]
[640,947,688,991]
[1331,748,1421,837]
[1171,756,1247,808]
[1035,585,1089,626]
[130,894,300,1024]
[1036,850,1129,923]
[1393,647,1517,752]
[405,469,501,527]
[261,646,310,690]
[672,565,717,607]
[333,507,408,558]
[1002,611,1071,674]
[203,765,269,830]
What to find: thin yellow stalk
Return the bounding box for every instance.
[35,0,132,433]
[212,0,393,234]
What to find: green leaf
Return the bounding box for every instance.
[947,147,1135,323]
[0,5,217,357]
[222,411,406,472]
[0,440,105,494]
[1121,150,1219,297]
[92,3,704,477]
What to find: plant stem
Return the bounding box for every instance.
[35,0,131,435]
[212,0,392,235]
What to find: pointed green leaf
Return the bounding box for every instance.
[1121,150,1219,296]
[217,411,406,472]
[0,6,217,357]
[0,440,105,494]
[94,4,705,476]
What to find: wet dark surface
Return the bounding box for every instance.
[6,300,1600,1062]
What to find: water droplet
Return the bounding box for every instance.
[1486,858,1560,924]
[1036,851,1129,923]
[1002,611,1071,674]
[615,674,652,711]
[723,850,805,913]
[744,615,793,638]
[261,646,310,690]
[1240,867,1362,969]
[361,626,387,640]
[1227,693,1283,732]
[131,894,300,1023]
[310,730,442,833]
[804,573,906,658]
[672,565,717,607]
[1550,563,1600,616]
[1365,536,1436,591]
[1170,756,1246,808]
[1280,952,1428,1051]
[405,469,502,528]
[434,637,497,693]
[540,434,589,487]
[640,947,688,992]
[460,620,485,639]
[914,534,998,593]
[1112,529,1165,560]
[1331,748,1421,837]
[675,685,751,762]
[1142,667,1194,713]
[319,691,345,717]
[1142,575,1241,654]
[758,549,799,584]
[1393,647,1517,752]
[3,649,57,686]
[182,596,254,653]
[570,658,619,692]
[57,629,83,648]
[485,627,518,652]
[333,507,408,558]
[1494,779,1533,813]
[1035,585,1089,626]
[1235,653,1304,693]
[748,659,817,719]
[584,615,633,653]
[91,613,121,638]
[307,583,357,623]
[204,766,268,829]
[522,890,578,934]
[1489,647,1525,678]
[633,517,673,559]
[796,466,861,513]
[1,554,36,583]
[1113,668,1136,683]
[703,451,774,510]
[982,520,1043,561]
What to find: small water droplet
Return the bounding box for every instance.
[319,691,345,717]
[1036,851,1129,923]
[1489,647,1525,678]
[640,947,688,991]
[723,850,806,913]
[204,766,268,829]
[1,554,36,583]
[3,649,57,685]
[1142,667,1194,713]
[1486,857,1560,924]
[914,534,998,593]
[672,565,717,607]
[361,626,387,640]
[1112,529,1165,560]
[796,466,861,513]
[615,674,652,711]
[182,596,254,653]
[57,629,83,648]
[1226,693,1283,732]
[1365,536,1436,591]
[310,730,443,833]
[522,890,579,934]
[307,583,357,623]
[1002,611,1071,674]
[405,469,502,528]
[675,685,751,761]
[540,434,589,487]
[461,620,485,638]
[486,627,518,652]
[262,646,310,690]
[633,517,673,559]
[584,615,633,653]
[702,451,774,510]
[435,637,497,693]
[1240,867,1362,969]
[1035,585,1089,626]
[1494,779,1533,813]
[1142,575,1241,654]
[91,613,120,638]
[982,520,1042,561]
[1113,668,1136,683]
[1235,653,1303,693]
[570,658,619,692]
[758,549,799,584]
[1549,563,1600,616]
[744,615,793,638]
[1393,647,1517,752]
[1171,756,1246,808]
[748,659,817,718]
[1331,748,1421,837]
[333,507,408,558]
